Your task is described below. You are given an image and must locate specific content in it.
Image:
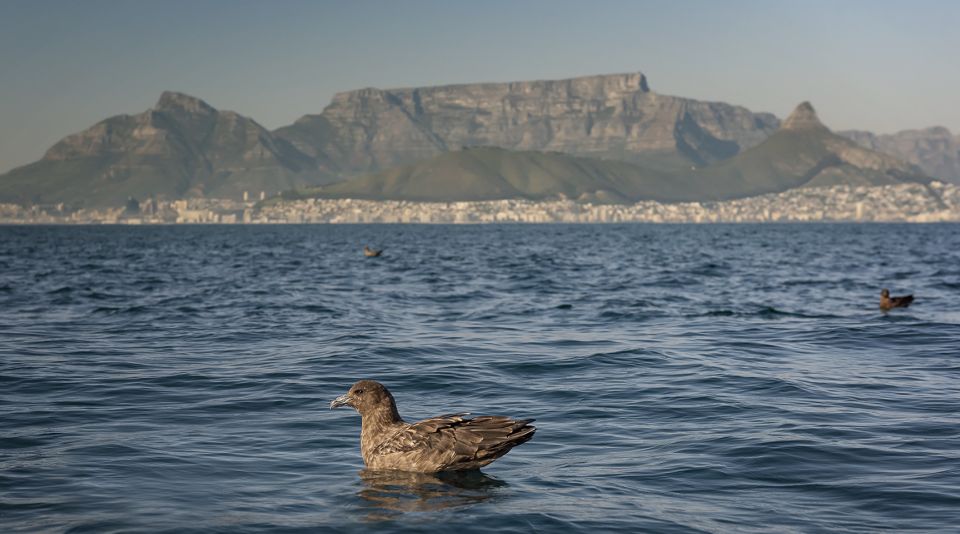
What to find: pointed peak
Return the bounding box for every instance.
[155,91,216,114]
[782,101,826,131]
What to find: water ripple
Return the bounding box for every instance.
[1,223,959,532]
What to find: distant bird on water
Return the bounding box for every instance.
[330,380,535,472]
[363,246,383,257]
[880,288,914,311]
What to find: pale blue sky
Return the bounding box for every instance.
[1,0,958,173]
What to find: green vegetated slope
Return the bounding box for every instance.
[286,147,693,203]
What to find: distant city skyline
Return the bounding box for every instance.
[2,0,958,174]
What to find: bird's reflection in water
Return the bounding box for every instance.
[357,469,506,519]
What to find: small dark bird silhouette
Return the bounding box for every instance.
[330,380,535,472]
[880,288,914,311]
[363,246,383,257]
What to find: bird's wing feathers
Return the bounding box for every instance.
[372,414,468,456]
[893,294,915,306]
[372,413,536,469]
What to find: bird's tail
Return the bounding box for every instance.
[470,416,536,465]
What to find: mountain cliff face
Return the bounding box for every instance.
[839,127,960,184]
[297,102,928,204]
[274,73,780,174]
[0,92,332,206]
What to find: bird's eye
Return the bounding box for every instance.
[354,389,364,395]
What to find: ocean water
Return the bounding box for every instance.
[2,223,959,533]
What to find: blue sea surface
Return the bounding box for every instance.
[2,223,959,533]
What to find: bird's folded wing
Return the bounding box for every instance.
[372,414,470,456]
[373,414,535,464]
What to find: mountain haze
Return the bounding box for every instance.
[839,127,960,185]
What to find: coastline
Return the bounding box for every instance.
[2,182,958,225]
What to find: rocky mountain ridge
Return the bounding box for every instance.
[273,72,781,175]
[839,127,960,184]
[0,72,948,207]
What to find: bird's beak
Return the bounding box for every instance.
[330,393,353,410]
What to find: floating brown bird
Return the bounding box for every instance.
[330,380,535,472]
[363,246,383,257]
[880,288,914,311]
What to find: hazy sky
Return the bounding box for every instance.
[2,0,958,173]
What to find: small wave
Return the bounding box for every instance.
[757,306,841,319]
[83,291,125,301]
[929,281,960,290]
[687,307,840,319]
[598,310,657,322]
[47,286,74,295]
[0,436,49,449]
[646,276,701,288]
[93,304,150,316]
[783,278,859,287]
[689,262,729,276]
[587,348,669,366]
[65,443,145,457]
[300,304,339,314]
[699,309,737,317]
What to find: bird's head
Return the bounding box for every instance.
[330,380,395,415]
[881,288,890,297]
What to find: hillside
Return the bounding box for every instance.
[689,102,930,200]
[0,92,334,207]
[286,147,688,203]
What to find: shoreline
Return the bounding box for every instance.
[3,182,959,224]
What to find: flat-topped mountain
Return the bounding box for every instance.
[273,73,780,175]
[291,102,928,204]
[839,127,960,184]
[0,92,334,206]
